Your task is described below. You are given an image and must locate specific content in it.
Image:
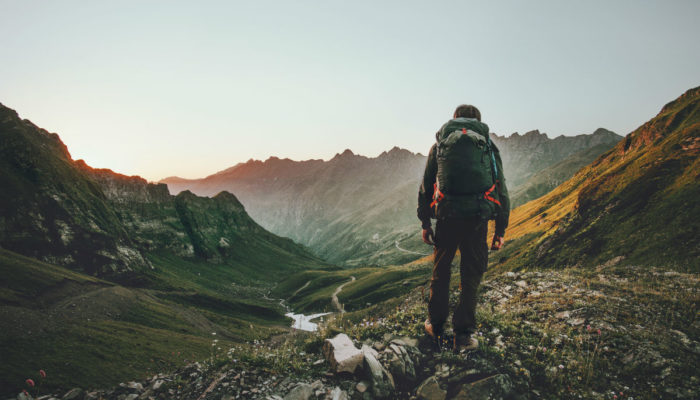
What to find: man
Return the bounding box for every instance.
[417,104,510,352]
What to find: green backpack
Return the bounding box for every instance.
[431,118,501,219]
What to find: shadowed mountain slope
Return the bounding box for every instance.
[0,102,326,281]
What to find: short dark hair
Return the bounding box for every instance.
[453,104,481,121]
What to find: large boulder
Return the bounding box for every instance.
[383,339,420,388]
[362,345,395,398]
[323,333,364,374]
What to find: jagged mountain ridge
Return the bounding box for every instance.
[162,131,621,266]
[490,127,622,189]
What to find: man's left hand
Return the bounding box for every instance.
[491,234,505,250]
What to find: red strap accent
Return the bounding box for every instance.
[430,182,445,209]
[484,183,501,206]
[462,128,467,134]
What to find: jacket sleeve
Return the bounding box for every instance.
[494,148,510,237]
[417,144,438,229]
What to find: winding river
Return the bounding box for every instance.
[266,276,356,332]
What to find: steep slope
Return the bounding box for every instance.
[162,131,620,266]
[0,105,148,277]
[494,86,700,272]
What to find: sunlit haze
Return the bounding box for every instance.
[1,0,698,181]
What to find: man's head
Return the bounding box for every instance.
[453,104,481,121]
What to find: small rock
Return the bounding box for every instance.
[373,342,386,352]
[284,383,313,400]
[515,280,528,288]
[330,387,348,400]
[416,376,446,400]
[17,392,32,400]
[310,380,323,390]
[555,311,570,319]
[62,388,84,400]
[356,381,369,393]
[453,374,513,399]
[568,318,585,326]
[151,380,164,391]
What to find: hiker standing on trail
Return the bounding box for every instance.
[417,104,510,352]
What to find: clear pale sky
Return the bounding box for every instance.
[1,1,698,181]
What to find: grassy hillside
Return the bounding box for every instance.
[0,249,283,394]
[491,86,700,272]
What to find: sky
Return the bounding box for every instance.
[1,1,699,181]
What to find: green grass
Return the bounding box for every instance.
[0,248,293,397]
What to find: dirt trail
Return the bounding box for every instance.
[332,276,356,313]
[395,240,431,256]
[291,280,311,297]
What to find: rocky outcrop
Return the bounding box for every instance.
[323,334,364,374]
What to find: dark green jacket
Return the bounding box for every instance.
[417,118,510,236]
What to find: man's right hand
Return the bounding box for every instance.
[422,227,435,245]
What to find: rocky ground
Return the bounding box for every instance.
[11,261,699,400]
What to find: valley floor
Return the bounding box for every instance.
[19,259,698,400]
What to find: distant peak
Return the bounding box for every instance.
[379,146,416,159]
[591,127,619,137]
[332,149,356,160]
[523,129,546,138]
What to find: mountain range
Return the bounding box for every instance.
[0,86,697,398]
[162,129,622,266]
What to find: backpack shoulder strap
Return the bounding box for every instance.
[487,137,499,181]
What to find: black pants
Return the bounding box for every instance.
[428,217,488,334]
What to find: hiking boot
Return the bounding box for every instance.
[424,319,443,351]
[454,332,478,353]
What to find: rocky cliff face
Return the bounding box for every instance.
[0,105,150,276]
